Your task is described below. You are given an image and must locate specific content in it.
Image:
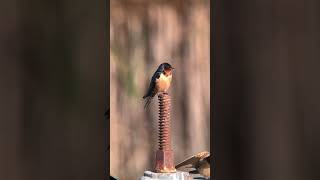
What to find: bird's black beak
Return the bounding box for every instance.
[171,67,175,69]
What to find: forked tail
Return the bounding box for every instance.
[143,96,153,109]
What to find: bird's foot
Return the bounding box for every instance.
[162,91,169,95]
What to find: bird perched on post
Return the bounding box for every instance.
[175,151,212,179]
[143,62,174,108]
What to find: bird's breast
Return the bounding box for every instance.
[156,73,172,92]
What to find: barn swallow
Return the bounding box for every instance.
[175,151,212,179]
[143,63,174,108]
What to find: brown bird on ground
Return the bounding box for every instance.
[175,151,211,179]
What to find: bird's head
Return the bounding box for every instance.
[158,62,174,76]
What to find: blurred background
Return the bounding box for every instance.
[214,1,320,180]
[0,0,107,180]
[2,0,320,180]
[110,0,210,179]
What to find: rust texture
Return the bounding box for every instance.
[154,93,176,173]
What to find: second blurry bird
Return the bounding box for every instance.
[175,151,212,179]
[143,63,174,108]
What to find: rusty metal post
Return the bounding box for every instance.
[154,92,176,173]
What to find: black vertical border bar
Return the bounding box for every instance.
[104,0,110,179]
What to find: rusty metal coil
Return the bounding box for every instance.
[158,93,172,150]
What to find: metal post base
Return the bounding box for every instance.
[140,171,193,180]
